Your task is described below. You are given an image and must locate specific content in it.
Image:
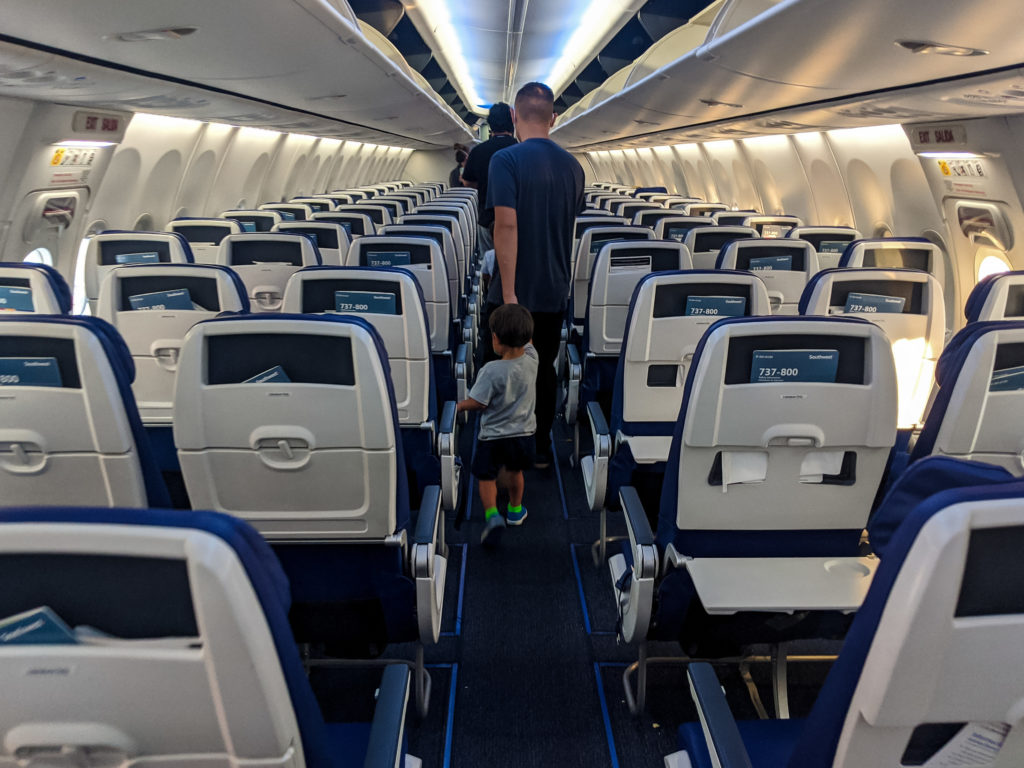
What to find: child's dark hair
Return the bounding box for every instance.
[489,304,533,348]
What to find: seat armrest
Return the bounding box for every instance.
[619,486,654,547]
[440,400,457,435]
[362,664,411,768]
[686,663,753,768]
[586,400,609,439]
[564,343,582,425]
[414,485,443,547]
[455,343,470,407]
[438,402,461,512]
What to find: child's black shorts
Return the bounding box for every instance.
[471,435,535,480]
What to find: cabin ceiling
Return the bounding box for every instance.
[0,0,475,149]
[553,0,1024,150]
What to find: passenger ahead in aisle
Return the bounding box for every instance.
[461,102,517,253]
[458,304,538,547]
[486,81,586,467]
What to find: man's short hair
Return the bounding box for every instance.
[489,304,533,348]
[487,102,514,133]
[514,82,555,124]
[456,149,468,164]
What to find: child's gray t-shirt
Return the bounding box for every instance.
[469,344,538,440]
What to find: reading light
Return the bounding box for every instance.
[896,40,988,57]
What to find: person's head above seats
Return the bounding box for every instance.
[488,102,514,135]
[513,82,556,139]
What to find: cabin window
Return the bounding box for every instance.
[977,247,1012,281]
[23,248,53,266]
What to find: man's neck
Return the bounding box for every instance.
[515,122,550,141]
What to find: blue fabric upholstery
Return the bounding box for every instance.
[837,237,932,269]
[633,186,668,196]
[680,718,805,768]
[910,321,1024,462]
[656,315,873,555]
[868,456,1016,558]
[787,477,1024,767]
[963,270,1024,323]
[99,230,196,263]
[0,262,73,313]
[797,267,926,315]
[0,315,170,508]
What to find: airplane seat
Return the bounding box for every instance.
[349,203,394,227]
[273,221,351,266]
[609,316,897,672]
[173,313,448,691]
[0,505,414,768]
[288,196,336,213]
[347,235,464,403]
[653,216,714,242]
[583,271,772,562]
[311,210,376,239]
[838,237,943,273]
[910,320,1024,474]
[0,262,72,314]
[800,267,945,431]
[741,214,805,238]
[0,315,170,509]
[634,209,683,229]
[259,202,314,222]
[787,225,863,270]
[632,186,668,197]
[571,226,654,331]
[716,238,819,314]
[710,210,759,226]
[218,233,321,313]
[964,270,1024,323]
[167,218,243,264]
[681,202,729,217]
[415,204,473,268]
[398,214,467,292]
[683,226,758,269]
[95,263,250,425]
[84,232,194,313]
[281,266,461,511]
[221,209,284,233]
[674,475,1024,768]
[563,240,692,428]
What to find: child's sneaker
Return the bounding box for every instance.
[506,506,528,526]
[481,513,506,547]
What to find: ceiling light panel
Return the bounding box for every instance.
[406,0,641,110]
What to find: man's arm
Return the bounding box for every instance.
[463,180,479,190]
[494,205,518,305]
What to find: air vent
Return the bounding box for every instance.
[0,69,92,89]
[836,104,940,120]
[116,95,210,109]
[112,27,198,43]
[700,98,743,108]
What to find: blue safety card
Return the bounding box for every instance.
[368,251,411,267]
[338,221,353,236]
[667,227,691,242]
[0,357,62,387]
[843,292,906,314]
[751,349,839,383]
[818,240,849,255]
[0,286,34,312]
[335,290,397,315]
[0,607,78,645]
[244,365,291,384]
[685,295,747,317]
[990,364,1024,392]
[240,221,256,232]
[129,288,194,311]
[748,255,793,272]
[115,251,160,265]
[278,211,296,221]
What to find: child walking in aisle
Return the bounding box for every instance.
[457,303,538,546]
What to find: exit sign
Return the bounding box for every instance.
[910,123,968,151]
[71,110,127,140]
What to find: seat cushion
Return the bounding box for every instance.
[679,717,805,768]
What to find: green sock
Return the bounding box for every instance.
[508,504,522,514]
[484,507,499,520]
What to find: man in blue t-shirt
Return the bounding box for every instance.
[485,82,585,468]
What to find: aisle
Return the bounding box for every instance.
[448,426,613,767]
